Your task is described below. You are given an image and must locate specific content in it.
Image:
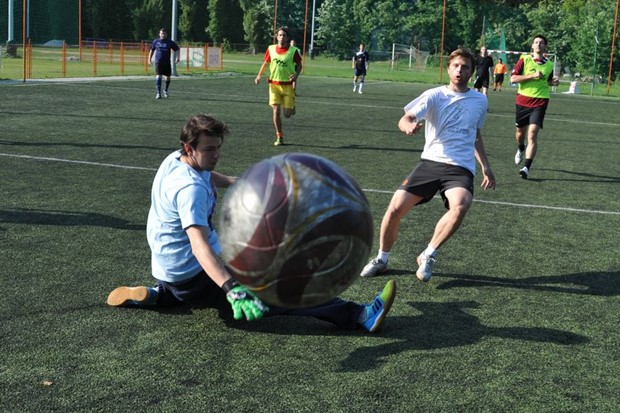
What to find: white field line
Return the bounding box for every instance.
[2,152,619,216]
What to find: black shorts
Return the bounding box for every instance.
[494,74,505,84]
[474,75,490,89]
[155,60,172,77]
[399,160,474,209]
[515,104,548,129]
[354,68,367,77]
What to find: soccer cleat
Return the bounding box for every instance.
[274,137,284,146]
[416,252,436,282]
[361,280,396,332]
[360,258,388,277]
[106,286,155,307]
[156,93,161,99]
[514,149,524,165]
[358,90,363,94]
[519,166,529,179]
[163,90,169,98]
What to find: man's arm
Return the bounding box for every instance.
[398,112,424,136]
[148,49,154,64]
[211,171,235,189]
[255,61,268,84]
[474,130,496,190]
[186,225,233,288]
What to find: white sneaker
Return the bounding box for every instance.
[416,252,436,282]
[514,149,524,165]
[519,166,529,179]
[358,90,363,94]
[360,259,388,277]
[156,93,161,99]
[163,90,169,98]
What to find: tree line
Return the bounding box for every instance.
[19,0,620,79]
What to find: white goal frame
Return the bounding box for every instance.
[391,43,431,71]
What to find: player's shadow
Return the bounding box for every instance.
[337,300,589,372]
[0,208,144,231]
[527,168,620,184]
[435,270,620,296]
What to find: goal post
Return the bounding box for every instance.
[391,43,430,71]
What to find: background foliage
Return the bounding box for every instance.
[1,0,618,79]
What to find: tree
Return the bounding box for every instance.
[207,0,245,46]
[178,0,210,42]
[239,0,272,52]
[315,0,356,59]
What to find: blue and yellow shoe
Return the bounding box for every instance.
[361,280,396,332]
[106,286,157,307]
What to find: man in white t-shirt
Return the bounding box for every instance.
[361,48,496,282]
[106,114,396,332]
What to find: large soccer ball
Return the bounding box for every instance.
[219,153,373,308]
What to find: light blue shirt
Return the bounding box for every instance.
[147,151,220,283]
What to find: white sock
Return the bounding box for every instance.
[423,245,437,258]
[359,83,364,91]
[377,251,390,263]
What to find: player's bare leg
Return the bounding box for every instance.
[379,190,422,253]
[272,105,284,146]
[427,188,472,251]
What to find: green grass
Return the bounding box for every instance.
[1,75,619,412]
[3,46,620,96]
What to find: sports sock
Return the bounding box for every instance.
[359,82,364,92]
[165,80,170,91]
[377,251,390,263]
[156,77,162,94]
[518,143,526,152]
[423,245,437,258]
[524,159,533,169]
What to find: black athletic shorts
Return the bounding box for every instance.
[155,60,172,77]
[399,159,474,209]
[494,73,505,84]
[474,75,490,89]
[515,104,548,129]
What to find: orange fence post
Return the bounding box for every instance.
[62,41,67,77]
[93,41,98,76]
[108,41,113,63]
[120,42,125,75]
[143,41,149,74]
[186,46,190,74]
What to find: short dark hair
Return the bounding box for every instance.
[533,34,548,45]
[180,114,229,155]
[276,26,290,38]
[448,47,475,69]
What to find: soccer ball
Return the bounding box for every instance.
[219,153,373,308]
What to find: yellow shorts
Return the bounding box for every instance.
[269,84,295,109]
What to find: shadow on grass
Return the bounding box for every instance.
[530,168,620,183]
[0,208,144,231]
[435,271,620,296]
[220,299,588,372]
[336,300,589,372]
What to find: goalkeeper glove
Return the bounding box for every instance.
[222,280,269,321]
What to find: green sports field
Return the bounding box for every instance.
[1,74,619,412]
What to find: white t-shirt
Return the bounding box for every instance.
[404,86,487,174]
[147,150,220,283]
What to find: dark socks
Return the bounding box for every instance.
[524,159,533,169]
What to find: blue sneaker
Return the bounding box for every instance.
[107,286,157,307]
[361,280,396,332]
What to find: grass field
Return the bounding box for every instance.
[1,74,619,412]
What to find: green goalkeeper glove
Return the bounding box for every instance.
[223,281,269,321]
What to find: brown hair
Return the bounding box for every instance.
[180,114,229,155]
[448,47,475,69]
